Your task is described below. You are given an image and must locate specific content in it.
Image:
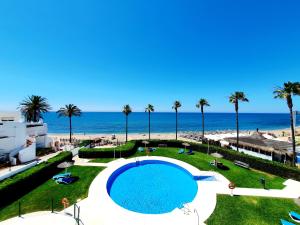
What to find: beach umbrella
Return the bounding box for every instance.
[210,152,223,158]
[182,142,190,150]
[142,141,149,148]
[57,161,74,173]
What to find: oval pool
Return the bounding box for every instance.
[107,160,198,214]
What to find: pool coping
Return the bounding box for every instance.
[82,156,227,225]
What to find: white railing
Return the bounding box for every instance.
[194,209,200,225]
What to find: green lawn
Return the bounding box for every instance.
[90,157,116,163]
[91,147,285,189]
[206,195,300,225]
[0,166,103,222]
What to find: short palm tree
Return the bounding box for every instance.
[145,104,154,140]
[229,92,249,152]
[274,82,300,166]
[56,104,82,143]
[122,105,132,142]
[172,101,182,140]
[196,99,210,142]
[19,95,51,122]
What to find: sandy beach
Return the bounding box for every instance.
[48,127,300,143]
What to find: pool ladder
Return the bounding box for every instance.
[194,208,199,225]
[181,204,200,225]
[135,157,140,166]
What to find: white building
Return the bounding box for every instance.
[0,112,53,164]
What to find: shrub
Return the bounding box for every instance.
[79,141,137,158]
[0,151,72,208]
[36,147,55,157]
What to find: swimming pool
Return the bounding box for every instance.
[107,160,198,214]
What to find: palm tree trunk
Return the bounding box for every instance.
[148,111,151,140]
[69,116,72,143]
[126,115,128,142]
[236,105,239,152]
[289,107,296,167]
[176,110,178,140]
[202,109,205,141]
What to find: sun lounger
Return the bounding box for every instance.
[56,177,76,185]
[178,149,185,154]
[150,148,157,152]
[289,211,300,223]
[138,147,144,152]
[234,160,250,169]
[186,149,194,155]
[281,219,296,225]
[52,172,71,180]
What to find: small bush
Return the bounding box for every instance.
[0,151,72,208]
[79,140,92,147]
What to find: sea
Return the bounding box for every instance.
[43,112,300,134]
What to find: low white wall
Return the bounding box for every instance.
[26,123,48,136]
[0,161,38,181]
[18,142,36,163]
[230,146,272,161]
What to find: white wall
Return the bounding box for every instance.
[230,146,272,161]
[26,123,48,136]
[0,111,24,122]
[18,142,36,163]
[0,112,52,163]
[0,122,27,152]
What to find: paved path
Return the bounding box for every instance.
[0,211,77,225]
[73,155,127,168]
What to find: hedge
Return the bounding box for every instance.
[135,139,300,181]
[79,141,137,158]
[0,151,72,208]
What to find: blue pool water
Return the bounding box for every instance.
[107,160,198,214]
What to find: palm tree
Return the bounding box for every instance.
[56,104,82,143]
[196,99,210,142]
[145,104,154,140]
[122,105,132,142]
[172,101,182,140]
[229,92,249,152]
[274,82,300,166]
[19,95,51,122]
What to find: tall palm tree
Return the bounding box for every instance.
[145,104,154,140]
[19,95,51,122]
[56,104,82,143]
[274,82,300,166]
[229,92,249,152]
[196,99,210,142]
[122,105,132,142]
[172,101,182,140]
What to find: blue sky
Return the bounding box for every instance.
[0,0,300,113]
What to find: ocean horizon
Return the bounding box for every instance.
[43,112,300,134]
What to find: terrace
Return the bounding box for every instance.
[0,141,299,225]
